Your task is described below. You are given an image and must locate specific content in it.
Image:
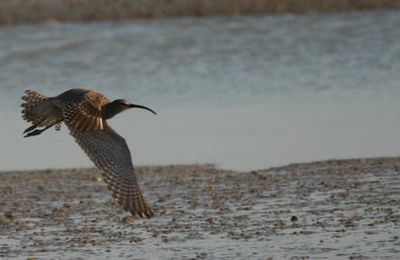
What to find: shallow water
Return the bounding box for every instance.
[0,11,400,171]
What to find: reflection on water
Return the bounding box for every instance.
[0,11,399,171]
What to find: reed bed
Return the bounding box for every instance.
[0,0,399,24]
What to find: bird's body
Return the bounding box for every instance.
[21,88,156,218]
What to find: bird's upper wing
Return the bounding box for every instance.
[61,91,109,131]
[68,125,154,218]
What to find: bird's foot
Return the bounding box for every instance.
[24,129,44,138]
[23,125,37,134]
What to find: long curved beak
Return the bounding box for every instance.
[129,104,157,115]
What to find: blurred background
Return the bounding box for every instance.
[0,0,399,171]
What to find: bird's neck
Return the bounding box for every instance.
[102,103,127,119]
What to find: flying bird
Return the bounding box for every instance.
[21,88,156,218]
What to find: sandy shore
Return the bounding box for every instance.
[0,157,399,259]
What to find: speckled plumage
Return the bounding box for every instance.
[21,88,154,218]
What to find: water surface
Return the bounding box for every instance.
[0,11,399,171]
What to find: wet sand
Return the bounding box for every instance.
[0,157,399,259]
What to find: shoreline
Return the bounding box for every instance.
[1,155,399,175]
[0,0,399,25]
[0,156,399,258]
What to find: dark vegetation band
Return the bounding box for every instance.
[0,0,399,25]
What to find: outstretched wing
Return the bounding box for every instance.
[68,126,153,218]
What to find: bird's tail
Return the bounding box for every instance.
[21,90,62,137]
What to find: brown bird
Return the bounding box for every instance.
[21,88,156,218]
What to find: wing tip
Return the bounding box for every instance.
[130,206,154,219]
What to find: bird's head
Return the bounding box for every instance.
[103,99,156,119]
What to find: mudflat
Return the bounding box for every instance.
[0,157,399,259]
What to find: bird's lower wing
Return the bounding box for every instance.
[68,126,153,218]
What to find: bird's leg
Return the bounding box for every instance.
[24,129,46,137]
[23,108,59,135]
[23,114,50,134]
[23,124,37,134]
[24,121,61,138]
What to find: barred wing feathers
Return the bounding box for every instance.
[69,126,153,218]
[61,91,109,131]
